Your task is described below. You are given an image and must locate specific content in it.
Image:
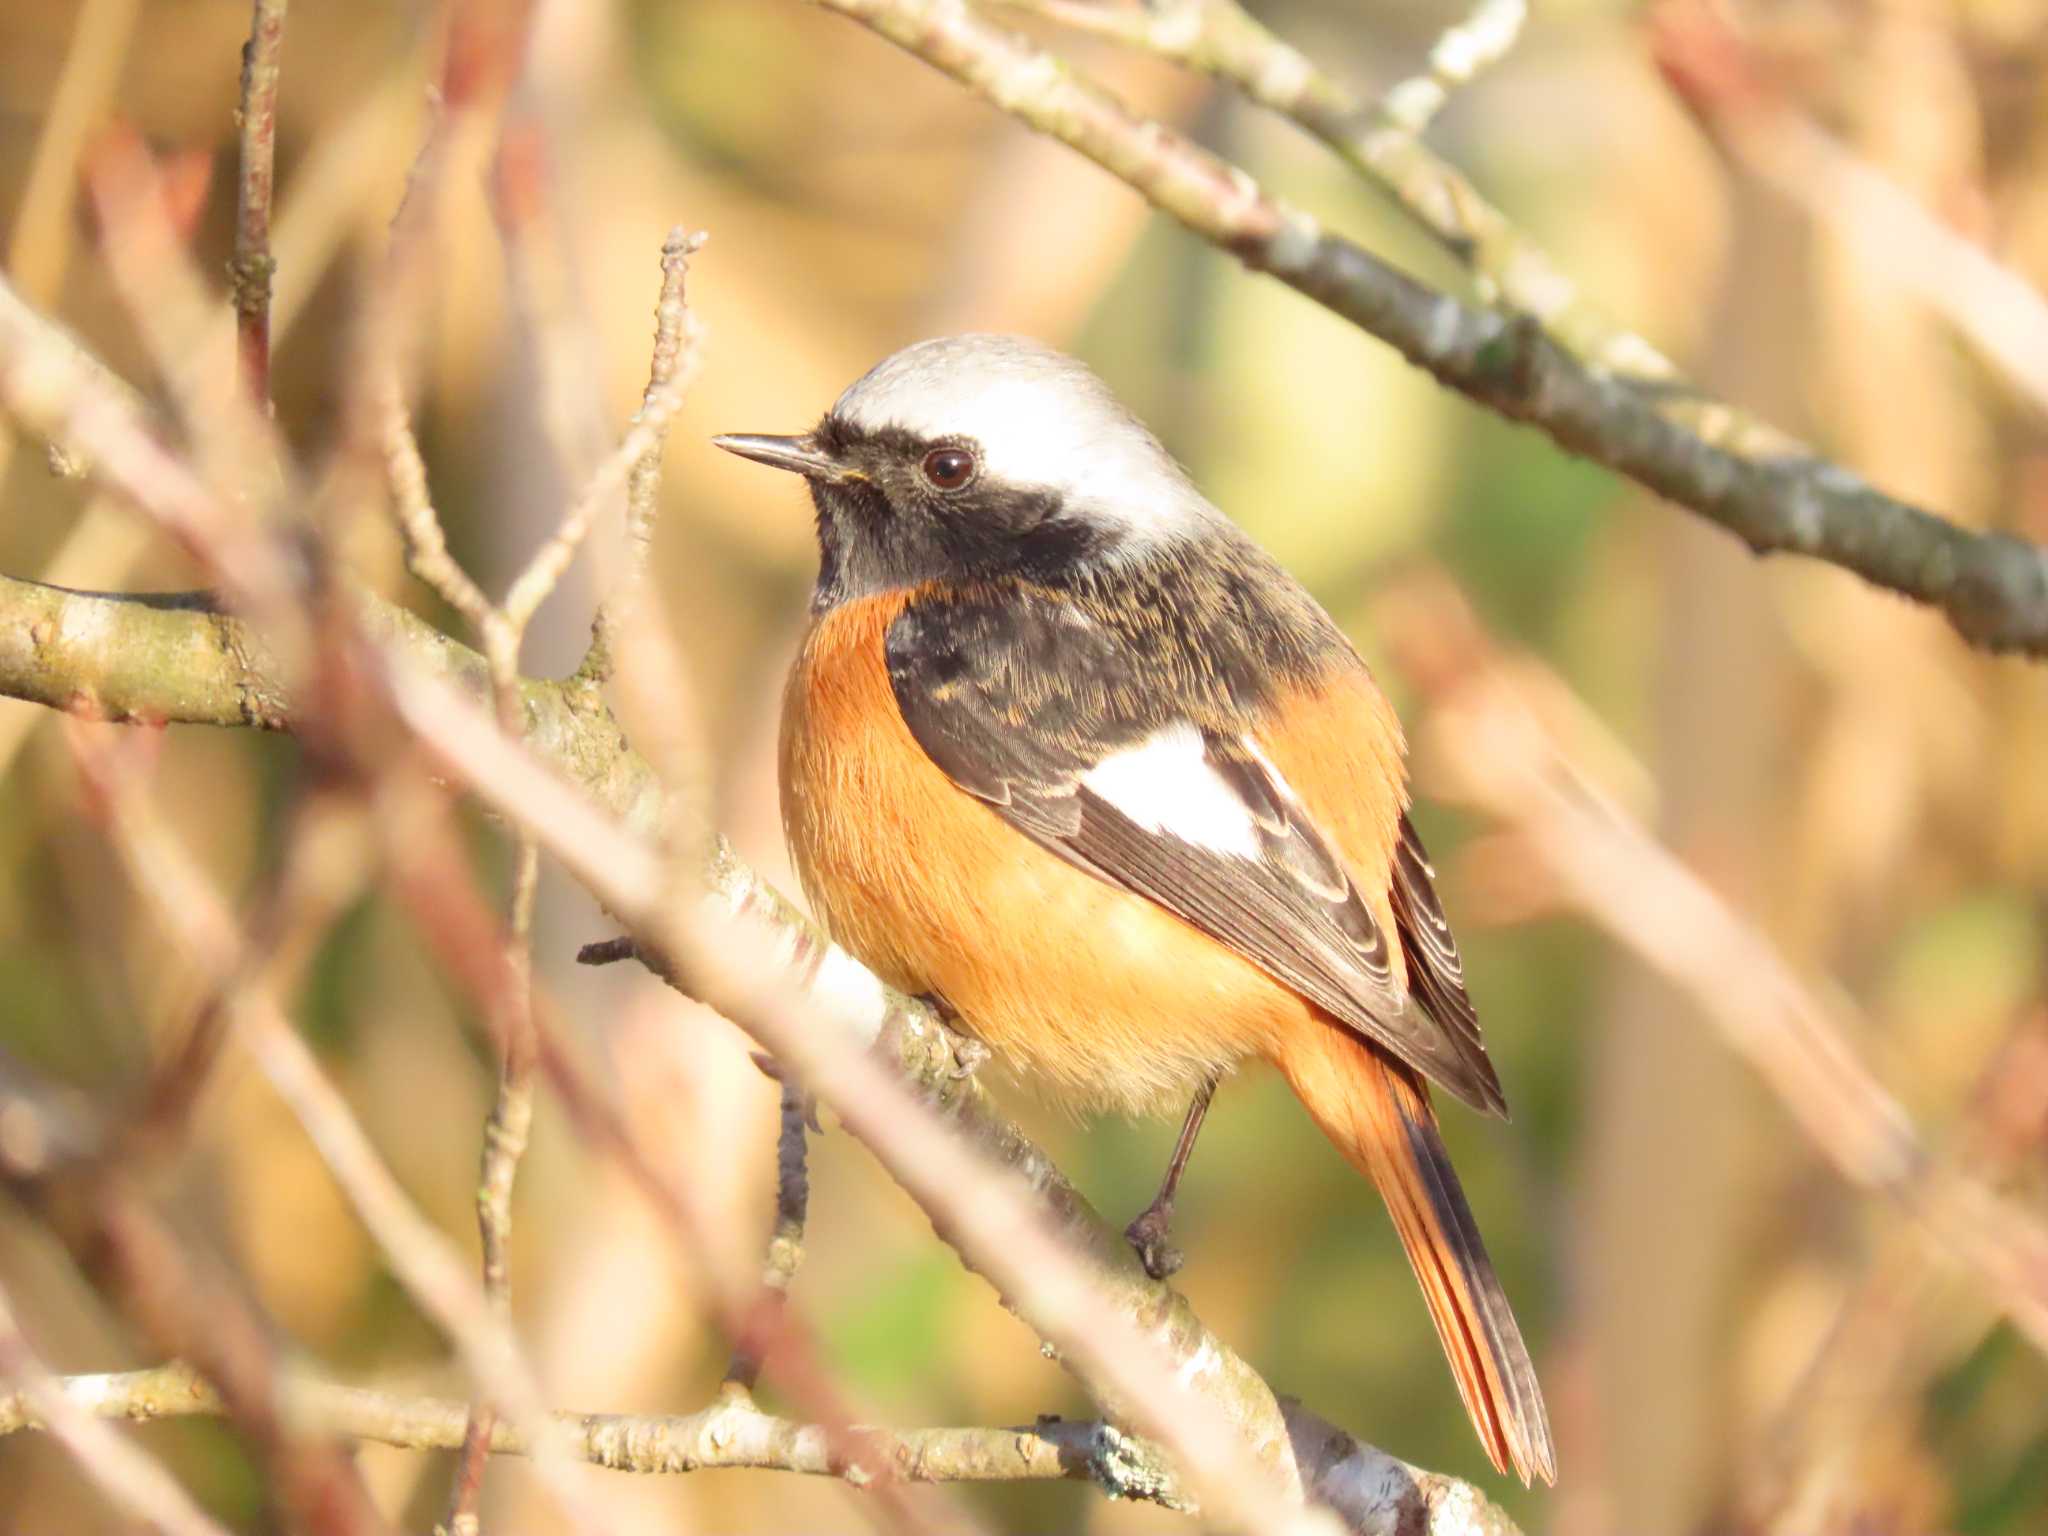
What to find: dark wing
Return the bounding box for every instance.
[1389,814,1505,1115]
[885,586,1506,1115]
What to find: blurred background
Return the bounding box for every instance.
[3,0,2047,1532]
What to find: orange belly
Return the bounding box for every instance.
[780,590,1328,1115]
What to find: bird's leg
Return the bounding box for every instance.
[1124,1077,1217,1280]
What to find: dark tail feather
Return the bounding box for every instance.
[1274,1024,1556,1485]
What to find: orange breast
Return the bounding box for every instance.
[780,592,1326,1115]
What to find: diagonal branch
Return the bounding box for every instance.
[1377,573,2048,1361]
[0,567,1522,1536]
[818,0,2048,658]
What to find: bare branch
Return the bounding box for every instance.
[67,724,607,1536]
[231,0,287,412]
[0,1363,1170,1498]
[822,0,2048,657]
[0,292,1518,1530]
[579,225,706,685]
[0,1292,233,1536]
[383,375,495,630]
[0,564,1518,1534]
[1,1361,1524,1530]
[1378,573,2048,1360]
[1651,0,2048,420]
[500,372,692,632]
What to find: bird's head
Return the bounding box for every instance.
[715,334,1217,608]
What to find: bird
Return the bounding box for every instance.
[714,334,1554,1485]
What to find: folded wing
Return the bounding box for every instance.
[884,584,1506,1116]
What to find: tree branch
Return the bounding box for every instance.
[818,0,2048,658]
[0,566,1521,1535]
[229,0,287,412]
[1376,572,2048,1360]
[0,1363,1172,1496]
[0,1362,1522,1531]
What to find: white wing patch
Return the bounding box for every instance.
[1080,725,1261,859]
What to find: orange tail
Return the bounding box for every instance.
[1272,1021,1556,1485]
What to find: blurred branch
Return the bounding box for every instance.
[0,571,1524,1528]
[826,0,2048,658]
[0,1066,392,1534]
[1378,573,2048,1360]
[66,723,607,1536]
[1746,1016,2048,1530]
[230,0,287,412]
[0,1290,233,1536]
[0,375,1515,1536]
[1651,0,2048,420]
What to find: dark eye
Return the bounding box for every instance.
[921,448,976,491]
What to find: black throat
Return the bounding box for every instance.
[805,416,1117,611]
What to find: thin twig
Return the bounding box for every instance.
[1651,0,2048,421]
[868,0,2048,656]
[231,0,288,412]
[1746,1017,2048,1531]
[0,1064,392,1536]
[384,375,494,628]
[445,866,537,1536]
[578,226,705,685]
[381,660,1366,1534]
[500,373,693,632]
[0,568,1518,1533]
[65,722,607,1536]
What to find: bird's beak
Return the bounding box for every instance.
[711,433,849,482]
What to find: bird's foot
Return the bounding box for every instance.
[1123,1202,1184,1281]
[948,1034,991,1081]
[916,995,990,1081]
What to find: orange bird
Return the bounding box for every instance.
[716,335,1554,1485]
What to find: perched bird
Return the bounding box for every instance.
[715,335,1554,1485]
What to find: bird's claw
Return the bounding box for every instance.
[948,1035,990,1081]
[1123,1205,1184,1281]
